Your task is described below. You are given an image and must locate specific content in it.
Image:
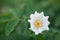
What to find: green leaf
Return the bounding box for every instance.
[54,15,60,27]
[9,8,19,18]
[0,14,15,23]
[44,7,55,17]
[11,19,36,40]
[35,34,44,40]
[14,20,32,40]
[18,20,29,35]
[54,32,60,40]
[5,19,19,36]
[0,23,6,33]
[9,8,23,19]
[42,28,59,40]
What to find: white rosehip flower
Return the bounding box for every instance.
[28,11,50,35]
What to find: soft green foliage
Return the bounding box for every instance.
[5,19,19,36]
[0,0,60,40]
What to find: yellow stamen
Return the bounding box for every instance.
[34,20,42,28]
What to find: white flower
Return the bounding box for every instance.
[28,11,50,35]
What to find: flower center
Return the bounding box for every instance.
[34,20,42,28]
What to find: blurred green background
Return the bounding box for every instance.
[0,0,60,40]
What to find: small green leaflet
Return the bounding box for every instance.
[5,19,19,36]
[0,14,15,23]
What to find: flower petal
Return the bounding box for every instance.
[30,14,34,18]
[28,19,31,22]
[40,11,44,15]
[45,16,49,19]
